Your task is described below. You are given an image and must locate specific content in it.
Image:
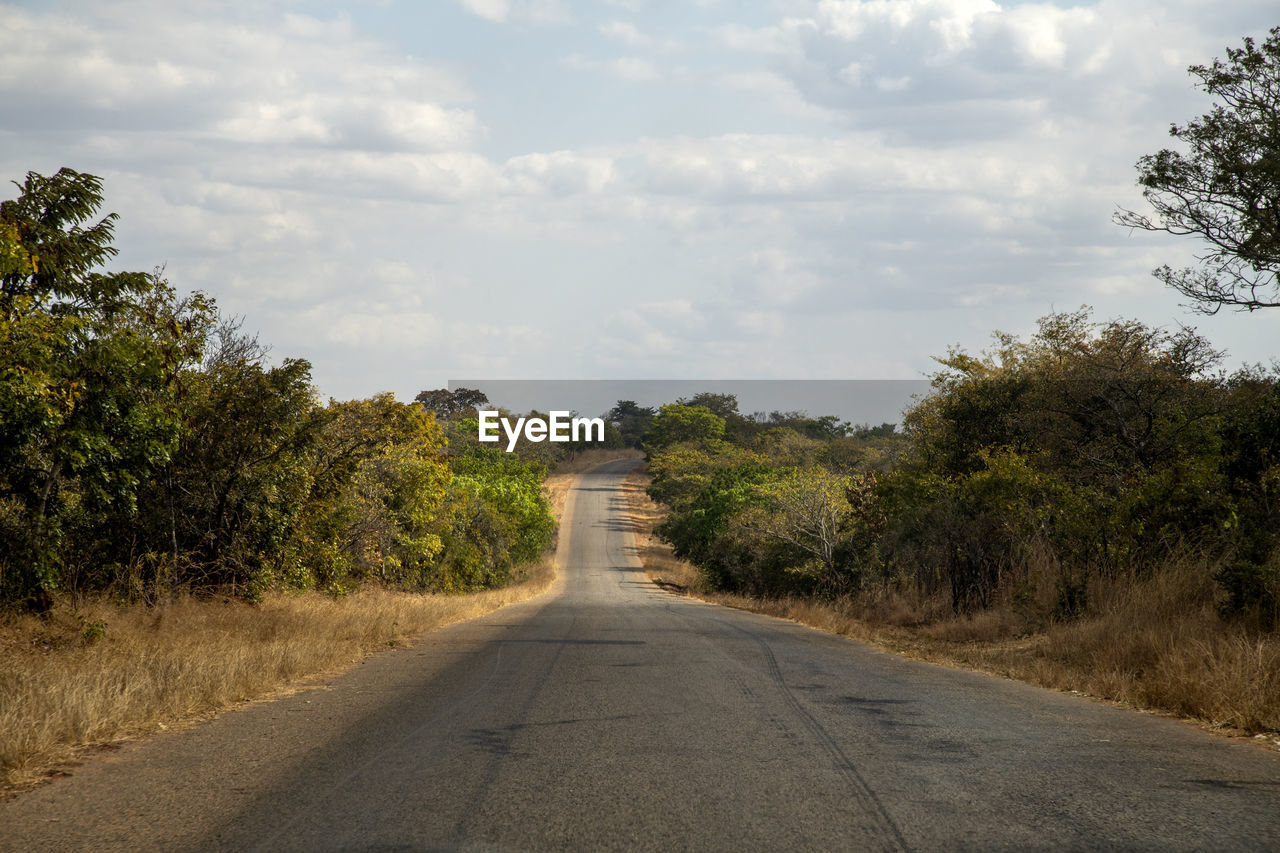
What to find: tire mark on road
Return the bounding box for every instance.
[702,611,910,853]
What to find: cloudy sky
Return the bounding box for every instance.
[3,0,1278,401]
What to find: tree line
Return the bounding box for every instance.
[1,170,557,610]
[642,313,1280,627]
[4,27,1277,622]
[642,27,1280,629]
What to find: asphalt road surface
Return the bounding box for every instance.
[4,458,1279,852]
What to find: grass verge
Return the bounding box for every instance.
[0,575,550,792]
[622,465,1280,747]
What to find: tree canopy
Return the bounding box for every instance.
[1,169,213,601]
[0,170,560,608]
[1116,27,1280,312]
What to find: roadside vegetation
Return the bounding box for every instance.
[630,465,1280,742]
[0,170,573,606]
[0,578,554,792]
[0,168,634,790]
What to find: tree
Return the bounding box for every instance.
[643,404,725,453]
[677,392,739,420]
[415,387,489,420]
[1115,27,1280,312]
[0,221,34,279]
[607,400,656,447]
[157,356,318,592]
[430,446,555,591]
[738,467,855,594]
[0,169,211,603]
[292,394,450,592]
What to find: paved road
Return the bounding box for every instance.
[4,458,1280,851]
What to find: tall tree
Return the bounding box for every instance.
[739,467,854,593]
[0,169,211,602]
[1115,27,1280,312]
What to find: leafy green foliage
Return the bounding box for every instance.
[646,412,900,597]
[414,387,489,420]
[643,315,1280,625]
[643,403,726,454]
[608,400,655,447]
[429,447,555,592]
[1,170,559,609]
[291,394,450,594]
[0,169,213,604]
[736,467,858,594]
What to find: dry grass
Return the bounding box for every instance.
[1026,565,1280,733]
[623,465,1280,746]
[622,466,701,592]
[0,570,552,792]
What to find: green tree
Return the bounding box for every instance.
[644,404,725,454]
[0,221,34,279]
[158,356,318,593]
[877,310,1239,610]
[738,467,855,594]
[0,169,211,604]
[677,392,738,420]
[1115,27,1280,312]
[292,394,450,593]
[429,446,555,591]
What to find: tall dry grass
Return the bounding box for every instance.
[623,465,1280,742]
[0,571,552,792]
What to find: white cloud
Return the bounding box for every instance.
[716,0,1251,145]
[209,96,482,152]
[0,4,476,150]
[455,0,572,25]
[563,54,660,81]
[719,71,847,122]
[745,247,821,303]
[599,20,650,47]
[633,133,1086,203]
[994,5,1095,69]
[504,151,619,195]
[459,0,510,22]
[715,20,816,56]
[817,0,999,52]
[874,75,911,92]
